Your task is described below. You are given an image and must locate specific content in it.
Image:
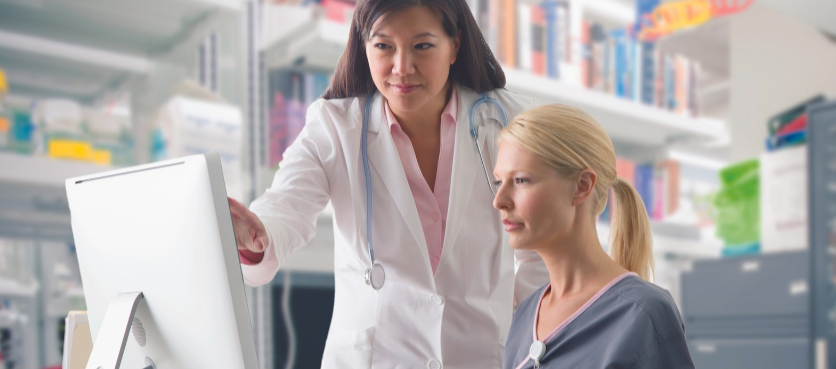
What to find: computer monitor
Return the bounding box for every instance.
[66,153,258,369]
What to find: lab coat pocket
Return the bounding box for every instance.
[322,327,374,368]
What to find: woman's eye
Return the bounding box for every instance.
[415,43,434,50]
[492,180,502,187]
[514,178,530,184]
[374,43,391,50]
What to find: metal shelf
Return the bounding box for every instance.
[0,152,116,242]
[262,16,349,71]
[0,0,241,103]
[597,222,723,259]
[0,279,39,298]
[503,68,727,147]
[0,152,114,186]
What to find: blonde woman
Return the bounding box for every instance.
[493,104,694,369]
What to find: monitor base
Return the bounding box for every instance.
[85,292,144,369]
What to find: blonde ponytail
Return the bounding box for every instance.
[500,104,655,282]
[610,177,654,281]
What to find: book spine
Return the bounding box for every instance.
[531,6,547,76]
[640,41,656,106]
[615,157,637,184]
[674,54,687,115]
[611,29,627,98]
[634,164,655,214]
[500,0,516,67]
[488,0,500,55]
[631,34,641,102]
[581,20,591,88]
[517,4,533,71]
[653,169,665,220]
[543,1,560,79]
[590,23,606,91]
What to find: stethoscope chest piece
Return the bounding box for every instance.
[365,262,385,290]
[529,340,546,368]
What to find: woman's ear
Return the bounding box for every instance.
[451,30,461,64]
[572,170,597,207]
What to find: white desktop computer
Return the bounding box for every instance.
[66,153,259,369]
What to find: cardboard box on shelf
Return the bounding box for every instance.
[153,95,243,200]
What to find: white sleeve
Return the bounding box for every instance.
[244,100,336,286]
[513,247,549,310]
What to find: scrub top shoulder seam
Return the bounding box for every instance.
[605,278,685,345]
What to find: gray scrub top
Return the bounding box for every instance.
[504,273,695,369]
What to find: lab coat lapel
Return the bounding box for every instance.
[334,97,374,266]
[365,93,430,266]
[437,88,491,275]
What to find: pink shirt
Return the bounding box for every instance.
[385,86,458,274]
[241,87,459,275]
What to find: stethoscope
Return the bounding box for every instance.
[361,91,508,290]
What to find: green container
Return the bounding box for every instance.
[713,159,760,246]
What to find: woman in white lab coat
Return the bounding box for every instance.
[228,0,547,367]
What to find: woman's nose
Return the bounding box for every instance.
[492,184,511,210]
[392,50,415,76]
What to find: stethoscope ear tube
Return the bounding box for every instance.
[470,92,509,196]
[360,91,508,290]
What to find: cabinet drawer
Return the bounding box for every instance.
[682,251,809,317]
[689,338,809,369]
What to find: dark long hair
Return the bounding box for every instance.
[322,0,505,99]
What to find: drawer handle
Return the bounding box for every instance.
[696,344,716,353]
[790,280,809,295]
[741,261,760,272]
[816,339,827,369]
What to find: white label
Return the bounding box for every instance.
[790,280,809,295]
[816,339,827,369]
[741,261,760,272]
[696,344,717,353]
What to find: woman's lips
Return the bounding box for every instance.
[502,219,523,232]
[391,84,419,93]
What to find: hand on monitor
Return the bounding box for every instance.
[229,197,269,264]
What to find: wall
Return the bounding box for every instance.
[729,3,836,162]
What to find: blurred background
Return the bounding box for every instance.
[0,0,833,368]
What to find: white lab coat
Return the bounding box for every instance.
[245,85,549,369]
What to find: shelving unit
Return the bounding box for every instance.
[257,11,727,263]
[259,17,727,147]
[0,0,241,103]
[503,68,727,146]
[262,16,350,70]
[0,153,116,242]
[0,0,245,242]
[0,1,251,368]
[597,222,723,259]
[0,279,39,298]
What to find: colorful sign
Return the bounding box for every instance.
[638,0,755,41]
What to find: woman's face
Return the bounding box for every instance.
[366,6,460,114]
[492,141,577,251]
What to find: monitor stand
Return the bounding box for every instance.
[85,292,154,369]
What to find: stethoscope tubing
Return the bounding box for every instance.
[360,91,508,288]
